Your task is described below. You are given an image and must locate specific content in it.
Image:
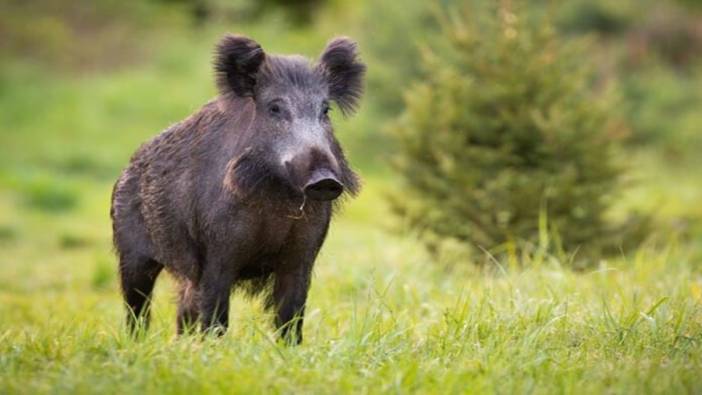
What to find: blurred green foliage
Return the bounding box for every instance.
[0,0,191,72]
[390,3,635,264]
[358,0,702,156]
[251,0,328,25]
[12,174,81,213]
[0,0,700,262]
[557,0,636,35]
[91,254,115,290]
[360,1,443,116]
[150,0,329,26]
[622,66,702,152]
[0,225,18,243]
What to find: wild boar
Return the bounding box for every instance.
[111,34,365,344]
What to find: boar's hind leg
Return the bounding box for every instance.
[177,280,200,334]
[119,254,163,333]
[272,263,313,345]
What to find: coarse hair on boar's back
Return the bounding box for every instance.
[110,34,365,344]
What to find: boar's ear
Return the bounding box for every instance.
[214,34,265,97]
[317,37,366,116]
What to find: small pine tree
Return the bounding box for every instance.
[390,3,628,264]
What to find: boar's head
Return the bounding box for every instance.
[216,35,364,203]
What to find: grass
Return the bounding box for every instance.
[1,171,701,393]
[1,6,702,394]
[0,158,702,394]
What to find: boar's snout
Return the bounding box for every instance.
[304,168,343,201]
[283,145,344,201]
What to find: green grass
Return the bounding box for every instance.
[1,6,702,394]
[1,173,701,394]
[0,176,700,392]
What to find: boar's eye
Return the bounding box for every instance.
[321,102,331,118]
[268,102,282,116]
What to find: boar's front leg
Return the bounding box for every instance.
[272,215,330,345]
[199,255,237,335]
[272,259,314,345]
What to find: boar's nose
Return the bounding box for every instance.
[304,169,343,201]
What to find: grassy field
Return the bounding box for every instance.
[1,173,701,393]
[1,3,702,394]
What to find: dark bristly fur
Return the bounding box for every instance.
[111,34,366,344]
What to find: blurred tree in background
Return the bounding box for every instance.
[390,2,632,265]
